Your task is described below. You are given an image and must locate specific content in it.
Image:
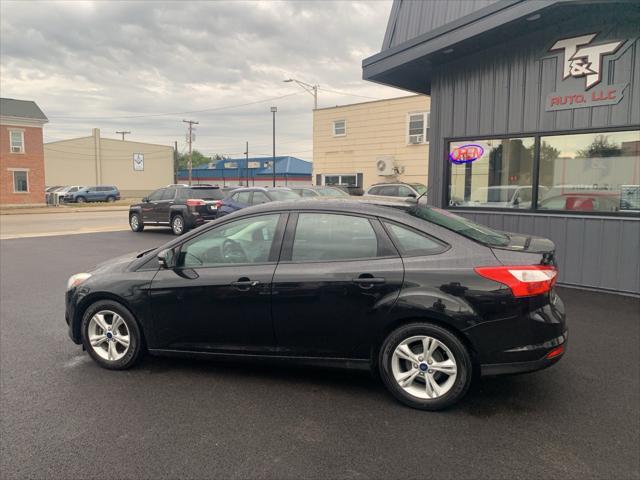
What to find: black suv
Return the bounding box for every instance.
[129,185,226,235]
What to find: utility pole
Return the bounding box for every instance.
[115,130,131,141]
[173,140,178,184]
[244,141,249,186]
[270,107,277,187]
[183,119,199,186]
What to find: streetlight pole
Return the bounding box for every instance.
[183,119,198,186]
[283,78,318,109]
[244,141,249,186]
[270,107,277,187]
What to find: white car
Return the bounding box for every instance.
[54,186,85,203]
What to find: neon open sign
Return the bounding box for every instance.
[449,144,484,164]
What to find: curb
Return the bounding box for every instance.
[0,206,131,215]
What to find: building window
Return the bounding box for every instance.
[448,137,535,208]
[538,130,640,213]
[446,129,640,215]
[407,112,429,144]
[10,130,24,153]
[323,174,357,186]
[12,170,29,192]
[333,120,346,137]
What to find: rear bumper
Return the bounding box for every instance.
[480,333,567,376]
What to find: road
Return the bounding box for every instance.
[0,209,130,239]
[1,229,639,479]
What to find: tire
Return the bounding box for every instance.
[378,322,473,410]
[171,214,185,235]
[129,212,144,232]
[80,300,144,370]
[76,196,86,203]
[106,196,116,203]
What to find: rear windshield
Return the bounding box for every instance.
[269,190,300,201]
[317,187,349,197]
[406,205,510,247]
[180,187,225,200]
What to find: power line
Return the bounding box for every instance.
[183,119,199,186]
[48,92,303,120]
[317,87,380,100]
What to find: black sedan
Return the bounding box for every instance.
[65,200,566,410]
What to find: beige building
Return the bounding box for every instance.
[44,128,174,197]
[313,94,430,191]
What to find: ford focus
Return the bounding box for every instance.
[65,200,567,410]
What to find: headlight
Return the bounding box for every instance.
[67,273,92,290]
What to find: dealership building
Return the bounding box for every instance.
[364,0,640,294]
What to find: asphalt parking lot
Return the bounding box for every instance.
[1,230,639,480]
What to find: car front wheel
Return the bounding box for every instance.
[106,196,116,202]
[171,214,185,235]
[378,323,473,410]
[81,300,144,370]
[76,196,86,203]
[129,213,144,232]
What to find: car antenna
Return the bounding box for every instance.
[416,190,427,204]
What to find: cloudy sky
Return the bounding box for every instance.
[1,0,409,160]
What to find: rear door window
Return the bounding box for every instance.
[235,191,251,204]
[252,191,270,205]
[379,186,399,196]
[291,213,379,262]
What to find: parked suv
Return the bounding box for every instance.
[64,185,120,203]
[217,187,300,217]
[129,185,226,235]
[290,186,350,198]
[365,182,427,199]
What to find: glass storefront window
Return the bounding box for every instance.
[538,130,640,213]
[448,137,535,209]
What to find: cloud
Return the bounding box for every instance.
[0,0,410,159]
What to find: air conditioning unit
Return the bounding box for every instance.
[375,156,395,176]
[409,134,423,145]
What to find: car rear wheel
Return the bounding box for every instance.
[81,300,143,370]
[129,213,144,232]
[379,323,473,410]
[171,214,185,235]
[106,196,116,203]
[76,196,86,203]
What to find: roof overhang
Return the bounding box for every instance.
[0,115,49,127]
[363,0,567,94]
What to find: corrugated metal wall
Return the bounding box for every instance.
[427,11,640,294]
[382,0,500,49]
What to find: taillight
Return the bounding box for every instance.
[474,265,558,297]
[186,199,205,207]
[546,344,565,359]
[212,200,222,209]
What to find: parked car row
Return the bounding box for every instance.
[45,185,121,204]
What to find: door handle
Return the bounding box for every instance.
[231,278,260,290]
[352,275,386,288]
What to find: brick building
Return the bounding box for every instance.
[0,98,49,206]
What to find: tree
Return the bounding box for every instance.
[177,150,229,170]
[577,135,622,158]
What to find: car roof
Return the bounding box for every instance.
[370,182,423,187]
[231,187,293,192]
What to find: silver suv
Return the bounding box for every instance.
[364,182,427,199]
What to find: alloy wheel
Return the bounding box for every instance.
[130,215,139,230]
[87,310,131,361]
[172,216,184,235]
[391,335,457,399]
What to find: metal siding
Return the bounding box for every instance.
[386,0,500,48]
[632,41,640,124]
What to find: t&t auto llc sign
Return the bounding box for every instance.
[544,33,631,111]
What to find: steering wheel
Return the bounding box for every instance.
[222,239,248,263]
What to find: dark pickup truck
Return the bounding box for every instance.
[129,185,228,235]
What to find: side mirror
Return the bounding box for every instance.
[157,248,175,269]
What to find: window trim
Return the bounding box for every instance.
[11,168,29,193]
[443,126,640,218]
[407,111,429,145]
[9,129,25,154]
[381,220,450,257]
[332,119,346,137]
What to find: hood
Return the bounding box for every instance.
[92,249,153,274]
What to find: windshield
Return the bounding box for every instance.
[185,188,225,200]
[269,190,300,201]
[317,187,349,197]
[411,184,427,195]
[406,205,510,247]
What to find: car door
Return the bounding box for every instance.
[143,188,165,222]
[155,187,176,223]
[379,185,399,197]
[148,212,287,352]
[271,212,404,358]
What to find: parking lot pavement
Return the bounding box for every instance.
[1,231,639,480]
[0,210,130,239]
